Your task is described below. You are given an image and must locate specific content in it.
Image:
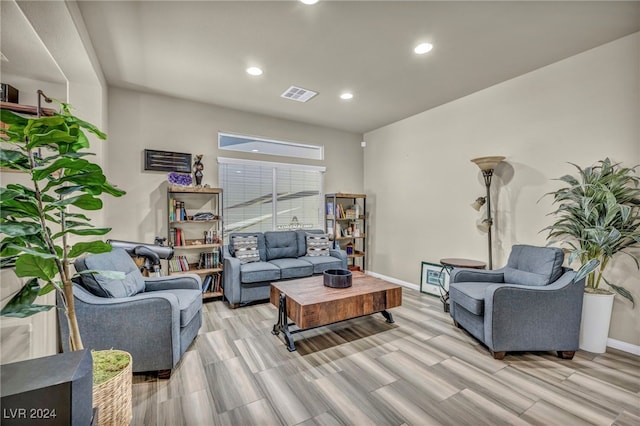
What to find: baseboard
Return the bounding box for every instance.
[365,270,419,291]
[607,338,640,356]
[366,271,640,356]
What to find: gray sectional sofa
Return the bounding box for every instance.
[223,229,347,307]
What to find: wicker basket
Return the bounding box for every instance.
[92,350,132,426]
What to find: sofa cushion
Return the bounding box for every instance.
[240,261,281,283]
[295,229,326,257]
[268,258,314,279]
[159,289,202,327]
[299,255,344,274]
[306,233,331,256]
[504,245,564,286]
[264,231,298,260]
[74,249,145,298]
[232,235,260,264]
[228,232,266,262]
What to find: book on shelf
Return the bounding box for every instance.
[326,201,334,216]
[171,199,187,221]
[169,255,191,272]
[202,274,213,293]
[197,251,219,269]
[172,228,186,246]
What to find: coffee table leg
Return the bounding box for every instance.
[381,310,394,323]
[271,292,296,352]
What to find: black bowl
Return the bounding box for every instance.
[323,269,352,288]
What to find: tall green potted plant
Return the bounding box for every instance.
[543,158,640,353]
[0,102,125,351]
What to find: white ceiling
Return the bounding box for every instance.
[8,1,640,134]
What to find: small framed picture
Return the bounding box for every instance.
[420,262,449,296]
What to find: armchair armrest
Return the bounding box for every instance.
[450,267,505,284]
[144,274,201,291]
[484,270,583,351]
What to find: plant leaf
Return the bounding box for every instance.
[68,241,112,258]
[0,278,53,318]
[15,254,58,281]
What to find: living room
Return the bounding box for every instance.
[1,1,639,425]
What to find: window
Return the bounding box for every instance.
[218,132,324,160]
[219,158,325,238]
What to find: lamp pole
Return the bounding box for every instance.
[482,169,495,269]
[471,156,505,270]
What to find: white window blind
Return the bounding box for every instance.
[219,158,324,238]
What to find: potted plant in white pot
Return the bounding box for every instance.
[543,158,639,353]
[0,101,130,423]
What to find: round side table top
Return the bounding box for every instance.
[440,258,487,269]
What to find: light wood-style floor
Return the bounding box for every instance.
[132,287,640,426]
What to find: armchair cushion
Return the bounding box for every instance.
[159,289,202,326]
[448,282,494,315]
[74,249,145,298]
[504,245,564,286]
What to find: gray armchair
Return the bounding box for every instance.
[58,249,202,378]
[449,245,584,360]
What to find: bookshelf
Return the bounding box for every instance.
[325,193,366,271]
[167,185,224,301]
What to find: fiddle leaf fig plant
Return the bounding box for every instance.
[0,102,126,351]
[543,158,640,306]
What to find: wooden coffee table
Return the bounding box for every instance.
[270,272,402,351]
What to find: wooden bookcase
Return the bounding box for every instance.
[167,185,224,301]
[325,193,366,271]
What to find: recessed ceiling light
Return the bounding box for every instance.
[340,92,354,100]
[251,149,259,152]
[414,43,433,55]
[300,0,319,5]
[246,67,263,76]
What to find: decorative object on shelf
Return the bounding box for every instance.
[144,149,191,172]
[470,155,505,269]
[167,171,193,187]
[193,154,204,186]
[323,269,352,288]
[542,158,639,353]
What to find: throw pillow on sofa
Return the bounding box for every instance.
[232,235,260,264]
[306,233,331,256]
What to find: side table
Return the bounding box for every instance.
[439,258,486,312]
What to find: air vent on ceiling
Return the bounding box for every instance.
[280,86,318,103]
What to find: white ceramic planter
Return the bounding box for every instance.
[579,292,615,353]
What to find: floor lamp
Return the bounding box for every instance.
[471,156,505,269]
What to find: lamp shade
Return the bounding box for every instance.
[471,156,505,171]
[477,219,491,233]
[471,197,486,211]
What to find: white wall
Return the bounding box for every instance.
[364,33,640,346]
[104,88,364,244]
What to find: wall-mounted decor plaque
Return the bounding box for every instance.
[144,149,192,172]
